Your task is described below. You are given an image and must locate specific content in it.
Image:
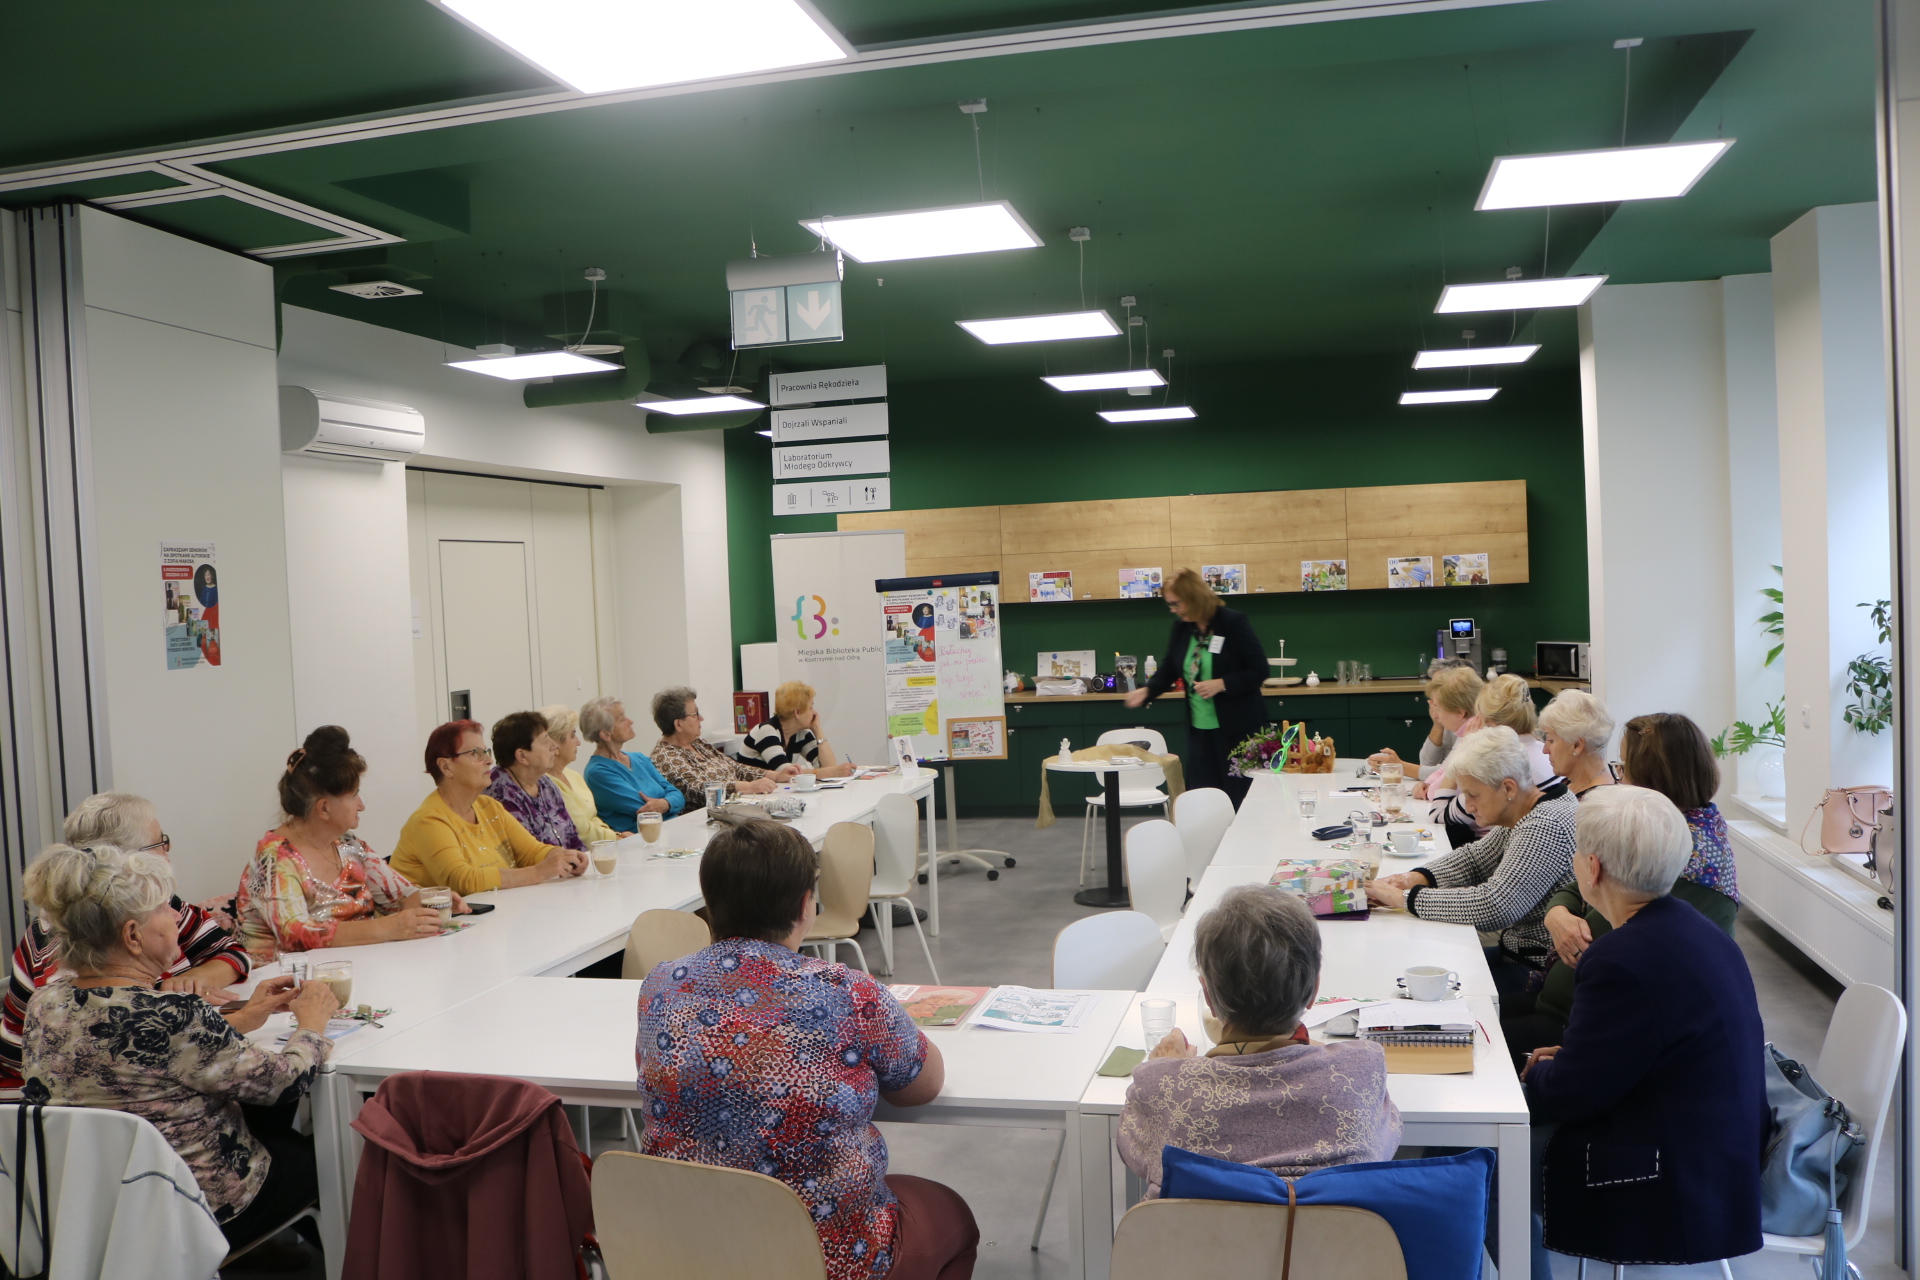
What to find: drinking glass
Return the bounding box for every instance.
[1297,792,1318,819]
[1378,760,1404,786]
[419,888,453,929]
[704,782,726,811]
[1337,660,1352,685]
[1359,663,1373,682]
[1416,653,1432,678]
[1140,998,1177,1049]
[314,960,352,1010]
[1347,809,1373,842]
[1381,781,1406,820]
[591,841,619,877]
[639,813,663,843]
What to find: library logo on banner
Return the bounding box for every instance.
[792,594,837,639]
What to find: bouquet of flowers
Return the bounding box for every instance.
[1228,723,1300,778]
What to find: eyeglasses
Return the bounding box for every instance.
[137,835,171,853]
[453,746,494,762]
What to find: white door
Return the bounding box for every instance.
[438,540,536,728]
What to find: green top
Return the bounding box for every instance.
[1533,878,1739,1024]
[1184,634,1217,729]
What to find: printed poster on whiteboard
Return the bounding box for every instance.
[161,542,221,670]
[875,571,1006,761]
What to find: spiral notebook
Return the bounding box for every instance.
[1357,999,1475,1047]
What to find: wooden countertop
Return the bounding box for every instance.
[1004,677,1588,703]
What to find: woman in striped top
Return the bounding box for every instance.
[738,682,855,778]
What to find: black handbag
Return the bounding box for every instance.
[2,1103,50,1280]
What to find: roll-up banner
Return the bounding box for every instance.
[875,572,1006,762]
[770,530,904,767]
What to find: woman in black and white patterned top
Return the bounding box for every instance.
[1365,725,1579,993]
[738,682,856,778]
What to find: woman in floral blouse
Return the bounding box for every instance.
[21,842,341,1245]
[647,687,798,811]
[637,821,977,1280]
[236,726,467,954]
[484,710,586,851]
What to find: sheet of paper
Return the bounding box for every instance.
[274,1017,362,1048]
[971,986,1099,1033]
[1358,999,1475,1032]
[1299,998,1397,1029]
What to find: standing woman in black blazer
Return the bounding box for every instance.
[1124,568,1270,807]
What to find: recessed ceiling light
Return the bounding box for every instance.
[800,201,1042,264]
[959,311,1120,345]
[638,394,767,415]
[446,351,620,379]
[1436,277,1606,313]
[1476,140,1734,210]
[1400,389,1500,405]
[1099,406,1197,423]
[436,0,849,94]
[1042,369,1167,392]
[1413,344,1540,370]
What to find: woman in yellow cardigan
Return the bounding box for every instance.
[392,720,589,895]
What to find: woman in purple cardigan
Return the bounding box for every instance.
[1117,885,1402,1196]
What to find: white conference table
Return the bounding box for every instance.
[1075,767,1532,1280]
[255,767,939,1280]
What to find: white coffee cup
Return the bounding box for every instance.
[794,773,818,791]
[1399,965,1459,1001]
[1391,829,1421,855]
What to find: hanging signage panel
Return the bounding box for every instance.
[773,440,890,480]
[772,402,889,444]
[773,478,891,516]
[770,364,888,406]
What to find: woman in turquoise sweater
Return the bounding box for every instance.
[579,695,685,827]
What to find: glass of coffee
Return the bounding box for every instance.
[638,813,663,843]
[591,840,619,876]
[315,960,352,1010]
[419,888,453,929]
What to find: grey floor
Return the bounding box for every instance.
[223,812,1898,1280]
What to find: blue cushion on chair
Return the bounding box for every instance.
[1159,1145,1494,1280]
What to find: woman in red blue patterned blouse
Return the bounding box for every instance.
[636,821,978,1280]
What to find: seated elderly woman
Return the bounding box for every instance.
[1369,662,1482,781]
[1510,712,1739,1059]
[1117,884,1402,1196]
[0,792,253,1095]
[649,686,799,811]
[637,820,978,1280]
[1537,689,1616,799]
[20,844,341,1247]
[484,710,586,852]
[237,725,466,955]
[539,703,624,845]
[1366,726,1578,992]
[739,681,856,778]
[1523,785,1764,1269]
[580,694,685,830]
[392,720,587,895]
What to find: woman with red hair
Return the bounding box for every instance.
[391,720,587,896]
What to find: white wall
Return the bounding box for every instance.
[78,209,298,901]
[1579,279,1736,740]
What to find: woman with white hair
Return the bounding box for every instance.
[19,844,341,1247]
[1522,786,1764,1269]
[0,792,253,1094]
[579,694,685,829]
[1537,690,1616,798]
[539,704,624,845]
[1366,726,1578,990]
[1117,885,1402,1196]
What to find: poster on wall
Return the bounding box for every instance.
[1386,556,1434,589]
[161,542,221,670]
[1029,570,1074,603]
[1301,560,1348,592]
[1202,564,1246,595]
[1119,567,1163,598]
[1442,553,1490,586]
[876,571,1006,761]
[772,530,904,767]
[1037,650,1096,678]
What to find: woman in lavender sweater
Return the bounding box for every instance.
[1118,886,1402,1197]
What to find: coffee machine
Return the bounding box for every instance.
[1434,617,1484,674]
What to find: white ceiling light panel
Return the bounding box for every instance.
[1412,344,1540,369]
[435,0,851,94]
[958,311,1120,345]
[1436,276,1607,313]
[1400,389,1500,405]
[639,394,767,415]
[446,351,620,379]
[1042,369,1166,391]
[1099,406,1196,423]
[1476,140,1734,210]
[801,201,1043,263]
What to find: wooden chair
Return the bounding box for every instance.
[591,1150,827,1280]
[620,909,711,980]
[1112,1197,1406,1280]
[802,821,873,971]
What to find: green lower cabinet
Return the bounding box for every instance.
[1348,714,1430,763]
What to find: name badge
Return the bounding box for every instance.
[1208,635,1225,654]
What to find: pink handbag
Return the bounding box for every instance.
[1801,786,1894,855]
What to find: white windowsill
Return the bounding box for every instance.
[1727,791,1786,833]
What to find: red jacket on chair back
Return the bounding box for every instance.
[345,1071,594,1280]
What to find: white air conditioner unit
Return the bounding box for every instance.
[279,387,425,463]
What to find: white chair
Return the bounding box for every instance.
[1081,727,1173,885]
[1756,983,1907,1278]
[1026,911,1167,1250]
[1173,787,1234,883]
[1124,819,1188,942]
[869,793,938,981]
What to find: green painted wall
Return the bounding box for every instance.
[725,354,1587,686]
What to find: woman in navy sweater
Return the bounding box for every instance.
[1522,785,1766,1268]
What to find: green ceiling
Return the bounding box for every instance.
[1,0,1878,387]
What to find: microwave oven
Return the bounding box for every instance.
[1535,641,1590,680]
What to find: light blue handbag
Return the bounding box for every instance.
[1761,1043,1865,1276]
